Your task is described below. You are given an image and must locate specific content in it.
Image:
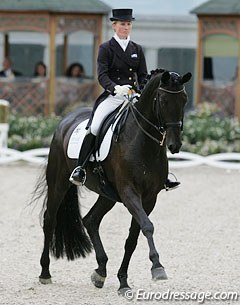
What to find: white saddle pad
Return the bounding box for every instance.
[67,118,119,161]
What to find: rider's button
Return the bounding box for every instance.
[129,68,132,71]
[129,77,132,80]
[117,77,120,80]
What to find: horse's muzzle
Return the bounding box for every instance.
[167,142,182,154]
[166,129,182,154]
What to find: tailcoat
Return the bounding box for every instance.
[87,37,148,127]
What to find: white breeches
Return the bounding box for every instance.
[90,95,125,136]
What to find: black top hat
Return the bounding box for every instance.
[110,9,135,21]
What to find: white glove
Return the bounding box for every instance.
[114,84,132,96]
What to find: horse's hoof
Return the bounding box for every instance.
[118,287,134,300]
[39,276,52,284]
[91,270,106,288]
[151,267,168,280]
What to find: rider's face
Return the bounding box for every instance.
[112,21,132,39]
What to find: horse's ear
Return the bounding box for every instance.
[181,72,192,84]
[161,71,170,84]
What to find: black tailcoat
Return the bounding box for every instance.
[87,37,148,127]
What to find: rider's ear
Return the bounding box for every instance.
[181,72,192,84]
[161,71,170,84]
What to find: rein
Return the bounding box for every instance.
[127,85,185,146]
[129,102,166,146]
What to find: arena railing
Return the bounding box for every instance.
[0,147,240,170]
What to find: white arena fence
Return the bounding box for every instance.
[0,147,240,170]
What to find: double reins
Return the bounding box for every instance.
[129,102,166,146]
[128,86,185,146]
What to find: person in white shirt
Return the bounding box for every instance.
[0,57,22,79]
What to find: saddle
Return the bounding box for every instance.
[95,102,130,154]
[92,101,130,202]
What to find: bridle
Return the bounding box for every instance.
[128,86,186,146]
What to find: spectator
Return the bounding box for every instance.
[0,57,22,79]
[34,61,47,77]
[66,62,85,78]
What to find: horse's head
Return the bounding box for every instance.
[157,71,192,154]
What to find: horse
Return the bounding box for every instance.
[33,69,192,294]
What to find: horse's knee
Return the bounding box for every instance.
[142,221,154,237]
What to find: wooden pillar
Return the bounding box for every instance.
[4,34,9,58]
[195,18,203,106]
[48,15,57,114]
[235,20,240,118]
[93,16,103,78]
[93,16,103,96]
[63,34,68,75]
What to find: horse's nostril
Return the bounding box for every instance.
[168,143,181,154]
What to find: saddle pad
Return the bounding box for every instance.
[67,118,119,161]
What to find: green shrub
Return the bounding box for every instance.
[182,103,240,155]
[7,103,240,155]
[8,113,61,151]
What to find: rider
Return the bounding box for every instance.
[69,8,180,191]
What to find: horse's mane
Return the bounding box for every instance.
[139,68,165,93]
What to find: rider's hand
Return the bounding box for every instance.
[114,84,132,97]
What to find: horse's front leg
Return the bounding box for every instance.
[122,188,167,283]
[117,217,140,294]
[83,195,116,288]
[117,197,163,294]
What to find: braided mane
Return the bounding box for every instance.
[139,68,165,92]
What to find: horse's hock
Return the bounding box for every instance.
[0,99,9,148]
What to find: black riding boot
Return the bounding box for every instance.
[69,133,96,186]
[165,179,180,191]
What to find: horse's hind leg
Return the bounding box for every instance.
[39,184,69,284]
[39,208,56,284]
[39,150,70,284]
[83,195,116,288]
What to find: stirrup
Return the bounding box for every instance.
[164,180,180,191]
[69,166,86,186]
[164,173,180,191]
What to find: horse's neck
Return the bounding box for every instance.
[125,96,166,158]
[135,89,158,128]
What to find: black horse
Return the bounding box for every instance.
[33,69,191,294]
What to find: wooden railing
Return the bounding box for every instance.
[201,81,236,116]
[0,77,98,115]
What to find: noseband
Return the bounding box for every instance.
[129,86,185,146]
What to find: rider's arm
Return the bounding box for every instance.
[97,44,117,95]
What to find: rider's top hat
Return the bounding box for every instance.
[110,9,135,21]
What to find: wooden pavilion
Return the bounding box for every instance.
[192,0,240,117]
[0,0,111,115]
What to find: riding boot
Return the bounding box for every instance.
[165,179,180,191]
[69,133,96,186]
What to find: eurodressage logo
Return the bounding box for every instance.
[123,289,239,303]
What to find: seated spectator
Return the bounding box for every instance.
[0,57,22,79]
[66,62,85,78]
[34,61,47,77]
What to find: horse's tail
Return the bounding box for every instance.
[31,165,92,261]
[49,184,92,260]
